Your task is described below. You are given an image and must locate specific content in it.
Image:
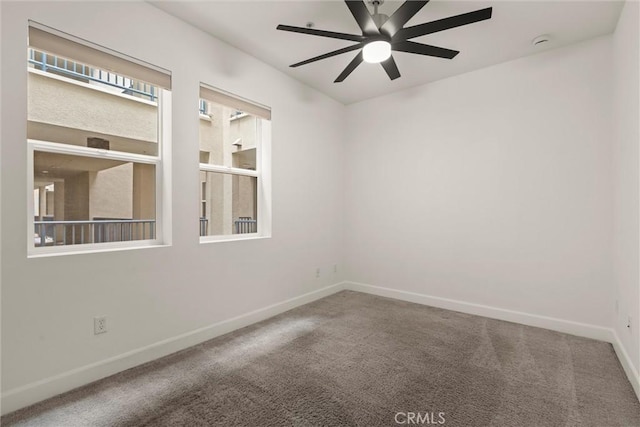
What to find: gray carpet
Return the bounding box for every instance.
[3,290,639,426]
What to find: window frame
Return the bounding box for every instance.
[27,74,171,257]
[198,87,271,243]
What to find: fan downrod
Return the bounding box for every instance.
[276,0,493,82]
[367,0,389,28]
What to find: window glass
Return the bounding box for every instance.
[199,171,257,237]
[33,151,156,246]
[198,85,269,240]
[27,25,170,252]
[28,48,159,156]
[199,100,258,171]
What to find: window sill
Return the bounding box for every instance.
[199,234,271,245]
[28,241,171,258]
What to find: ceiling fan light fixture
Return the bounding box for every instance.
[277,1,493,82]
[363,40,391,63]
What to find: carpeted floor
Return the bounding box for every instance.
[3,290,640,426]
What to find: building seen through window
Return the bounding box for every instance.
[28,24,170,251]
[198,86,270,238]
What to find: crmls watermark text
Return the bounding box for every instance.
[395,411,446,425]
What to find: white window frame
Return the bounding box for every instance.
[27,90,172,257]
[199,95,271,244]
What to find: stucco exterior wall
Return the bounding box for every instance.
[199,104,225,165]
[89,163,133,219]
[64,172,89,221]
[132,163,155,221]
[28,70,157,145]
[229,115,256,151]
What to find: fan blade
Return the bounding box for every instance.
[380,1,429,37]
[380,55,401,80]
[392,40,459,59]
[394,7,492,41]
[277,24,365,42]
[335,51,364,83]
[345,1,379,36]
[290,44,363,68]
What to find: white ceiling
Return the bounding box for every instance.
[150,1,623,105]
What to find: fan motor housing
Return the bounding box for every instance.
[276,1,493,83]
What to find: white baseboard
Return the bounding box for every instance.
[344,281,640,401]
[611,331,640,400]
[344,281,613,341]
[4,280,638,415]
[1,282,347,415]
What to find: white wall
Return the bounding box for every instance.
[344,36,614,329]
[2,0,638,415]
[613,0,640,375]
[1,1,345,412]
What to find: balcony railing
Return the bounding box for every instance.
[28,49,157,101]
[199,217,208,236]
[198,217,256,236]
[35,217,256,245]
[34,219,156,247]
[235,217,257,234]
[199,99,208,116]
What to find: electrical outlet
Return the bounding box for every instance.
[94,316,107,335]
[316,268,320,278]
[627,316,632,330]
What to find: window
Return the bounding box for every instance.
[27,23,171,254]
[199,84,271,241]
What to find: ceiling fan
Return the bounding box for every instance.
[277,0,492,83]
